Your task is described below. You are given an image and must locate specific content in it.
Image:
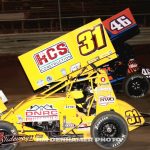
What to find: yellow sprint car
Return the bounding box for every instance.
[0,14,145,150]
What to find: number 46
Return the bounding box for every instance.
[110,16,132,31]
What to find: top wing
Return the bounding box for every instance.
[19,18,117,90]
[103,8,139,42]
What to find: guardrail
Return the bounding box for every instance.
[0,27,149,54]
[0,13,150,34]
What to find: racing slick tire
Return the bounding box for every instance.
[91,111,128,149]
[0,121,18,150]
[123,73,150,98]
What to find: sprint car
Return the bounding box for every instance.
[0,69,145,150]
[101,8,150,98]
[101,42,150,98]
[0,8,149,150]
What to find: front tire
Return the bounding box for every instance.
[123,73,150,98]
[91,111,128,149]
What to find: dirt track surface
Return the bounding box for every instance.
[0,53,150,150]
[16,129,150,150]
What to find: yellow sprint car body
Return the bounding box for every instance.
[0,14,145,149]
[0,70,145,149]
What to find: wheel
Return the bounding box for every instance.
[91,111,128,149]
[0,121,18,150]
[123,73,150,98]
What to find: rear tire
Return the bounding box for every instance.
[0,121,18,150]
[123,73,150,98]
[91,111,128,149]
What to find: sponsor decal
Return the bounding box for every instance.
[128,59,138,73]
[101,77,106,82]
[46,76,53,83]
[0,134,33,145]
[97,87,112,91]
[17,115,23,123]
[64,123,75,128]
[34,42,73,73]
[70,63,81,72]
[87,57,100,64]
[37,79,44,87]
[61,68,67,76]
[65,105,75,109]
[99,51,113,60]
[25,104,59,122]
[129,63,138,68]
[99,96,115,106]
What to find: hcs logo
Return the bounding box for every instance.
[34,42,73,73]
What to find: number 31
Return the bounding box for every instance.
[77,24,106,56]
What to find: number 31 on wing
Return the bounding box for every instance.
[77,24,106,56]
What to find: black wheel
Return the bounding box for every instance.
[0,121,18,150]
[91,111,128,149]
[124,73,150,98]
